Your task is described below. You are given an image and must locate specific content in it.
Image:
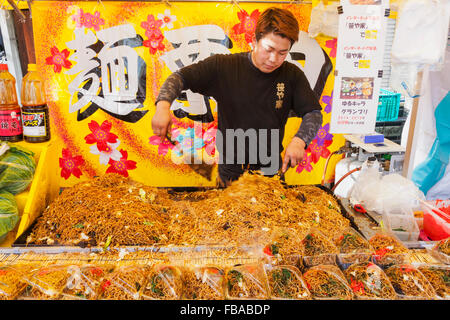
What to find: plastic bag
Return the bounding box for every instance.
[300,228,338,267]
[334,228,373,269]
[308,2,339,38]
[22,265,72,300]
[264,265,311,300]
[0,265,29,300]
[261,227,304,270]
[385,264,437,299]
[344,262,397,300]
[303,265,353,300]
[369,232,409,267]
[61,264,115,300]
[225,264,268,300]
[417,264,450,299]
[181,266,225,300]
[141,265,182,300]
[98,265,148,300]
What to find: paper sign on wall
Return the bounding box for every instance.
[330,0,389,134]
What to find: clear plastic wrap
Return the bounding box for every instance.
[344,262,397,300]
[264,265,311,300]
[262,228,303,271]
[417,265,450,299]
[98,265,149,300]
[369,232,409,267]
[334,228,373,269]
[428,237,450,264]
[302,265,353,300]
[225,264,269,300]
[61,264,115,300]
[385,264,437,300]
[22,265,73,300]
[181,266,225,300]
[141,265,183,300]
[300,229,338,267]
[0,265,29,300]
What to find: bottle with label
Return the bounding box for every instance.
[21,64,50,143]
[0,63,23,142]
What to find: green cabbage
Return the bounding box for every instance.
[0,143,36,195]
[0,190,19,238]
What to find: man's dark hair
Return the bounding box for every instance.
[255,7,299,45]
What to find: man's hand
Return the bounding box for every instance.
[281,137,306,173]
[151,101,172,141]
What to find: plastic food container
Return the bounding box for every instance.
[426,238,450,265]
[383,213,420,242]
[141,265,182,300]
[0,265,29,300]
[302,265,353,300]
[225,264,269,300]
[180,266,225,300]
[264,265,311,300]
[420,200,450,241]
[334,228,373,270]
[417,264,450,300]
[369,232,409,268]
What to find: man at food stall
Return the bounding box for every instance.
[152,7,323,186]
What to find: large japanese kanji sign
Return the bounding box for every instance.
[32,1,343,187]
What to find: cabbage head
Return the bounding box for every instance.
[0,190,19,238]
[0,143,36,195]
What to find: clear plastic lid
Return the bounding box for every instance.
[303,265,353,300]
[141,264,183,300]
[225,263,269,300]
[264,264,311,300]
[181,266,225,300]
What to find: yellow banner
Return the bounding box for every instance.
[31,1,344,187]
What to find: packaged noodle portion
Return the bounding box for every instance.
[344,262,397,300]
[417,265,450,299]
[262,228,304,271]
[428,238,450,264]
[98,266,148,300]
[61,265,115,300]
[264,265,311,300]
[0,265,29,300]
[369,233,408,267]
[181,266,225,300]
[385,264,437,300]
[301,229,338,267]
[335,228,373,269]
[303,265,353,300]
[141,265,183,300]
[225,264,269,300]
[22,265,72,300]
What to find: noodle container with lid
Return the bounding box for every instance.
[385,264,439,300]
[180,266,225,300]
[369,232,409,268]
[225,263,269,300]
[303,253,337,268]
[416,263,450,300]
[302,265,354,300]
[263,264,311,300]
[335,228,374,270]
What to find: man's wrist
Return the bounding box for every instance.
[156,100,172,111]
[292,136,306,149]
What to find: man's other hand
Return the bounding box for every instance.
[281,137,306,173]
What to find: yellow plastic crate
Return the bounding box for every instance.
[0,141,60,247]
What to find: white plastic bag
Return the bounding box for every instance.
[308,2,339,38]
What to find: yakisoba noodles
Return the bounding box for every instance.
[303,265,353,300]
[0,266,29,300]
[61,265,115,300]
[335,230,373,266]
[225,264,268,299]
[369,233,408,266]
[98,266,148,300]
[344,262,397,300]
[436,237,450,256]
[301,231,338,267]
[266,265,311,300]
[141,265,183,300]
[262,228,304,270]
[418,266,450,298]
[23,265,72,300]
[385,264,437,299]
[181,266,225,300]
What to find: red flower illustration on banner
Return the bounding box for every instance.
[194,122,217,157]
[45,46,72,73]
[143,34,165,54]
[106,150,137,177]
[59,148,84,180]
[90,11,105,31]
[325,38,337,58]
[149,135,175,156]
[307,139,332,164]
[233,9,260,44]
[141,14,163,39]
[84,120,118,152]
[296,154,313,173]
[350,279,365,295]
[72,9,105,31]
[72,8,87,28]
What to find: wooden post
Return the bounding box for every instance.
[402,70,424,179]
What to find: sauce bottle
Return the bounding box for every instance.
[0,63,23,142]
[21,64,51,142]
